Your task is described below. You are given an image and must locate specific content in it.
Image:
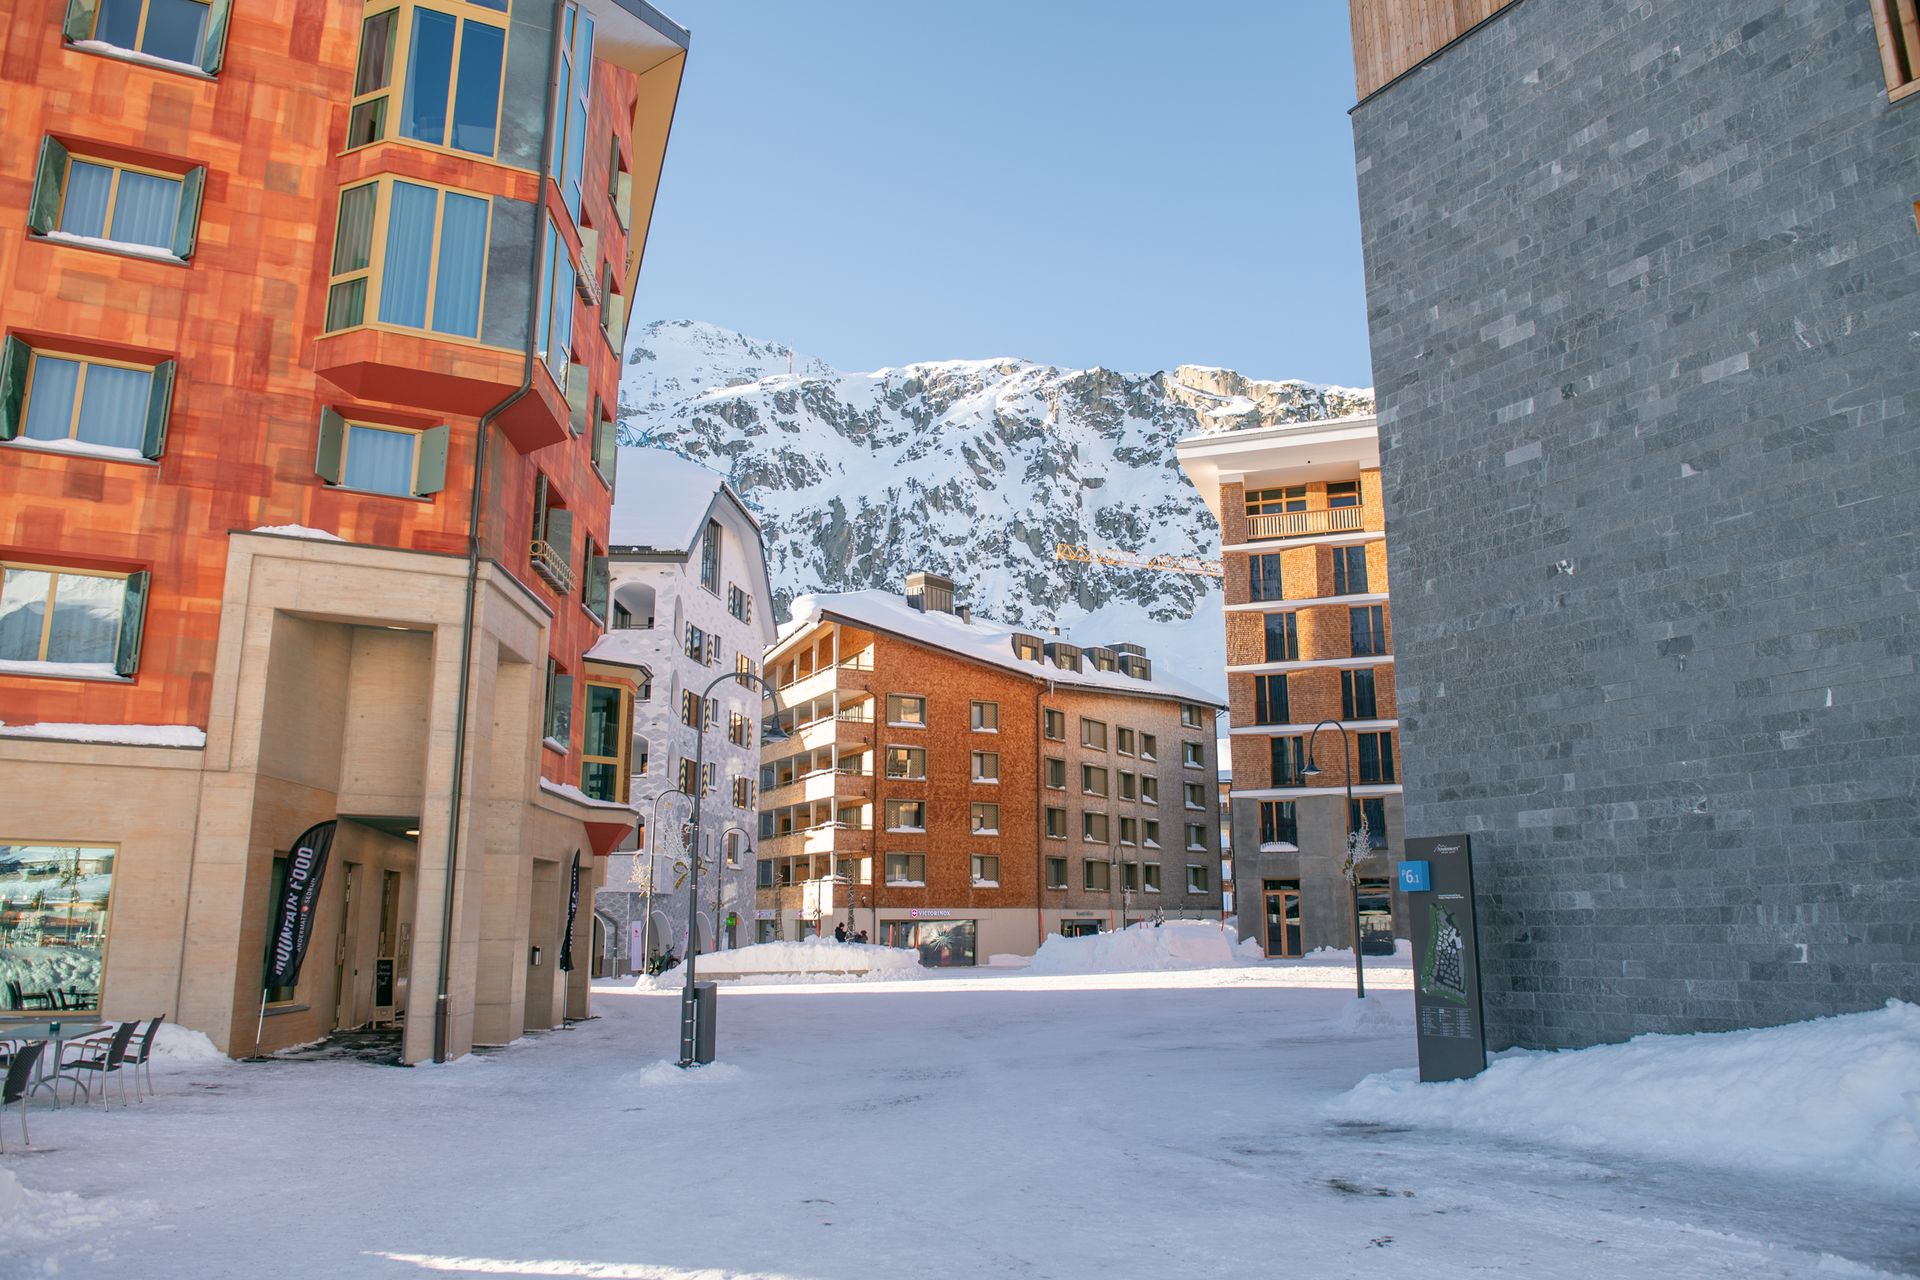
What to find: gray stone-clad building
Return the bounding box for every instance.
[1347,0,1918,1049]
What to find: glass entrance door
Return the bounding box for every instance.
[1264,885,1302,958]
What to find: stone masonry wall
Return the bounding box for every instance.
[1353,0,1919,1049]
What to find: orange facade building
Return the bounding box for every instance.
[0,0,687,1062]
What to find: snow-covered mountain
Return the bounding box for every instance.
[618,320,1373,697]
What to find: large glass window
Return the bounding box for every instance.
[326,179,489,341]
[534,217,578,383]
[1249,553,1284,602]
[1343,668,1379,720]
[0,564,141,672]
[4,340,172,460]
[1253,673,1289,725]
[397,5,505,156]
[549,5,595,223]
[1246,485,1306,516]
[581,682,627,802]
[0,843,116,1013]
[1263,612,1299,663]
[1333,545,1370,596]
[1269,735,1306,788]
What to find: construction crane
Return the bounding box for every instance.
[1054,542,1222,579]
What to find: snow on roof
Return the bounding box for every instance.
[0,722,206,748]
[607,446,760,551]
[784,590,1224,707]
[584,629,655,669]
[538,778,638,815]
[249,525,345,541]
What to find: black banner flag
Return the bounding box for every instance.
[266,820,337,990]
[558,849,581,973]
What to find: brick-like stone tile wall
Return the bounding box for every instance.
[1353,0,1920,1049]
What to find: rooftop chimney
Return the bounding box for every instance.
[904,571,956,614]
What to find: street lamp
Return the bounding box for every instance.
[679,668,785,1068]
[641,787,690,974]
[1302,719,1365,999]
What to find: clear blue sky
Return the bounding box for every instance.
[634,1,1372,387]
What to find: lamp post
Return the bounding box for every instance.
[679,668,784,1068]
[1302,719,1364,999]
[641,787,690,973]
[719,824,753,951]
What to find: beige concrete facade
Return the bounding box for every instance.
[0,532,628,1062]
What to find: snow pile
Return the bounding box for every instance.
[1024,920,1246,975]
[619,1060,746,1087]
[1328,995,1414,1035]
[1331,1000,1920,1191]
[0,722,205,748]
[679,937,924,982]
[0,1167,137,1250]
[149,1022,226,1067]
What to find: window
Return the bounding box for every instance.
[1270,736,1306,787]
[1116,727,1136,755]
[316,412,449,498]
[1184,782,1206,810]
[1142,863,1161,893]
[1045,857,1068,890]
[1083,860,1110,892]
[527,474,573,592]
[64,0,231,73]
[700,519,721,594]
[1869,0,1920,99]
[971,854,1000,886]
[390,3,507,156]
[969,802,1000,834]
[887,694,926,727]
[1182,741,1205,768]
[1333,545,1370,596]
[679,689,699,729]
[971,751,999,783]
[1143,820,1160,847]
[970,700,999,732]
[684,624,706,663]
[1118,816,1137,846]
[1081,811,1108,843]
[1045,807,1067,839]
[838,857,872,885]
[542,658,571,745]
[607,136,633,228]
[0,563,146,676]
[1139,733,1157,760]
[1351,605,1387,657]
[884,800,925,832]
[1044,757,1066,789]
[756,859,774,889]
[728,584,752,623]
[549,3,595,223]
[582,535,608,620]
[580,682,626,802]
[1080,718,1107,750]
[1043,709,1065,740]
[1342,668,1378,721]
[1187,864,1211,893]
[1349,798,1388,849]
[1140,776,1159,805]
[885,746,926,780]
[1259,801,1298,847]
[732,777,751,808]
[1118,771,1137,800]
[1263,612,1300,663]
[28,141,203,258]
[1081,765,1108,797]
[1357,732,1396,784]
[1248,553,1284,602]
[1180,703,1205,729]
[1,339,174,460]
[1253,674,1289,725]
[884,853,925,886]
[1013,634,1042,662]
[590,401,618,485]
[1327,479,1361,509]
[734,652,755,689]
[729,710,748,748]
[325,179,490,341]
[534,216,577,387]
[1120,862,1139,891]
[1245,485,1306,516]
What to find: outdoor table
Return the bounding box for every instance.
[0,1020,111,1107]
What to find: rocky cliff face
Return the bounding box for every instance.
[618,320,1372,694]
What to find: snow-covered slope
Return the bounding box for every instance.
[618,320,1373,696]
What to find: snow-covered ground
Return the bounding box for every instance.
[2,965,1915,1279]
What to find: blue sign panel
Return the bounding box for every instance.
[1398,860,1432,892]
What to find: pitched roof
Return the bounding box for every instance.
[606,446,761,553]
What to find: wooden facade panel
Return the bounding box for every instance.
[1349,0,1519,99]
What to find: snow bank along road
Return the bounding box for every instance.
[3,964,1915,1279]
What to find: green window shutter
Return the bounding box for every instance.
[0,336,30,442]
[200,0,233,73]
[62,0,98,41]
[586,553,608,617]
[550,671,573,743]
[412,423,449,496]
[114,570,150,677]
[566,361,589,434]
[172,167,205,259]
[28,138,69,236]
[544,506,573,557]
[315,407,345,483]
[140,360,176,459]
[532,471,548,542]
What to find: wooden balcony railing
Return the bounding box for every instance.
[1246,506,1365,541]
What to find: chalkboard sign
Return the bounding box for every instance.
[1404,834,1487,1082]
[374,957,395,1007]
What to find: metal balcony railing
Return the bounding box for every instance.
[530,539,573,593]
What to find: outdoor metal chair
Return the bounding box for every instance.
[120,1015,166,1098]
[1,1041,46,1150]
[60,1021,137,1106]
[4,980,52,1012]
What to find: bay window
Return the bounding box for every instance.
[325,179,492,342]
[346,1,506,157]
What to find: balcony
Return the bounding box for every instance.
[779,659,874,705]
[757,822,870,859]
[1247,506,1365,541]
[530,539,573,593]
[761,767,872,810]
